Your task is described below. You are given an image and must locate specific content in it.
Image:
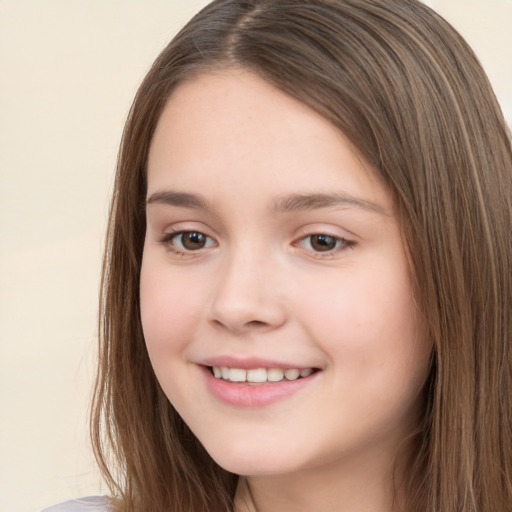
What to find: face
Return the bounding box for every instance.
[141,70,431,478]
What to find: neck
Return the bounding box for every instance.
[233,448,410,512]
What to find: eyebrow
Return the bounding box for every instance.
[146,190,388,216]
[271,193,389,216]
[146,191,212,210]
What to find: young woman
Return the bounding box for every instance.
[43,0,512,511]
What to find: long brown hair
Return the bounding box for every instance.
[91,1,512,511]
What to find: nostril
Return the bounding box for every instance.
[211,318,270,331]
[246,320,268,328]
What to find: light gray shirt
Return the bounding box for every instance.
[40,496,111,512]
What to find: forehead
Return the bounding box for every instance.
[147,69,392,213]
[149,68,345,161]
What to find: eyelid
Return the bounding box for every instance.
[292,228,356,257]
[297,234,353,249]
[159,228,218,255]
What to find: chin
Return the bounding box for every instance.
[203,439,303,477]
[213,456,297,477]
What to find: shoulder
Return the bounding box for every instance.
[40,496,112,512]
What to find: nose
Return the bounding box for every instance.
[208,247,287,334]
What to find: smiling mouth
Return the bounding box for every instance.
[209,366,318,384]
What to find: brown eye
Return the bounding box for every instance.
[296,233,353,254]
[309,234,338,252]
[168,231,215,251]
[181,232,207,250]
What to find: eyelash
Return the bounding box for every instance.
[294,233,355,256]
[159,230,355,256]
[159,230,216,255]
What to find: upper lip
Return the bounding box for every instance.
[200,356,318,370]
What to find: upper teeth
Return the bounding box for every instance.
[212,366,313,383]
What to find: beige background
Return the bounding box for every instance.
[0,2,510,511]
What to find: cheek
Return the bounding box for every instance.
[296,260,429,383]
[300,264,413,333]
[301,271,430,441]
[139,254,202,354]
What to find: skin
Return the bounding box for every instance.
[140,69,432,512]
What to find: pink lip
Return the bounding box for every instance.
[201,355,313,370]
[199,365,319,408]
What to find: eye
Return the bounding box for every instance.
[297,233,353,253]
[161,230,216,252]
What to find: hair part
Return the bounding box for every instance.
[91,1,512,511]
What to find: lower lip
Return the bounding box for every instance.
[201,366,319,407]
